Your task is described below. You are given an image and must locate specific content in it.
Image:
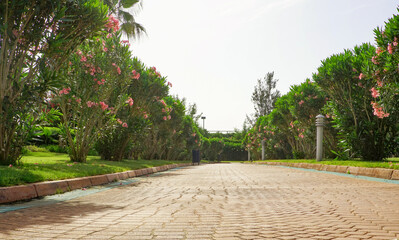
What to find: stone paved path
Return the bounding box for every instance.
[1,163,399,240]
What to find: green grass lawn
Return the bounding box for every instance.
[0,152,190,187]
[250,158,399,170]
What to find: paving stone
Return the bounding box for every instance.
[0,164,398,239]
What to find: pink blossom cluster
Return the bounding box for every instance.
[159,99,167,107]
[112,63,121,75]
[376,47,384,55]
[299,100,304,105]
[126,97,134,106]
[167,82,172,87]
[59,87,71,95]
[370,87,380,98]
[86,101,97,108]
[372,56,378,65]
[131,70,140,79]
[117,118,128,128]
[162,115,172,121]
[120,40,130,47]
[96,78,105,85]
[359,73,365,80]
[99,101,108,110]
[105,15,120,32]
[371,101,389,118]
[150,66,161,77]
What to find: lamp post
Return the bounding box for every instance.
[201,116,206,129]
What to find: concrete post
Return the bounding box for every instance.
[261,140,265,160]
[316,114,325,161]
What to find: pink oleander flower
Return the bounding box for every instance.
[163,116,167,121]
[388,43,393,54]
[59,87,71,95]
[117,118,123,125]
[370,87,380,98]
[299,100,304,105]
[126,97,134,106]
[122,122,128,128]
[120,40,130,47]
[76,98,81,104]
[132,70,140,79]
[151,67,156,71]
[80,55,87,62]
[371,101,390,118]
[394,41,398,47]
[90,67,96,76]
[167,115,171,120]
[167,82,172,87]
[290,121,294,128]
[162,108,166,113]
[76,50,82,56]
[105,15,120,32]
[359,73,365,80]
[8,164,12,168]
[99,101,108,110]
[376,47,383,55]
[144,114,148,119]
[87,101,96,108]
[103,47,108,52]
[298,133,304,139]
[160,99,167,106]
[377,80,383,87]
[117,67,121,75]
[371,56,378,65]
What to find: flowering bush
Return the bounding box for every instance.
[0,0,108,165]
[313,43,395,161]
[53,26,133,162]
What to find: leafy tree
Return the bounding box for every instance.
[251,71,281,118]
[104,0,146,39]
[0,0,108,165]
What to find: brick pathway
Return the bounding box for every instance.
[0,163,399,240]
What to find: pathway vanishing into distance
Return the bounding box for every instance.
[0,163,399,240]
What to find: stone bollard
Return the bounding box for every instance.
[316,114,325,161]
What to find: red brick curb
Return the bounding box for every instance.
[0,163,191,204]
[258,162,398,181]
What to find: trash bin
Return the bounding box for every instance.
[192,149,200,165]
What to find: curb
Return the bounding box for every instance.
[0,163,192,204]
[257,162,399,181]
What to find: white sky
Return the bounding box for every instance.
[130,0,398,131]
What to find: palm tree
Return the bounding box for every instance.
[104,0,146,39]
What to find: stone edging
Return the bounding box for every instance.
[257,162,399,181]
[0,163,191,204]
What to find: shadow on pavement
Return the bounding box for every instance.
[0,201,122,234]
